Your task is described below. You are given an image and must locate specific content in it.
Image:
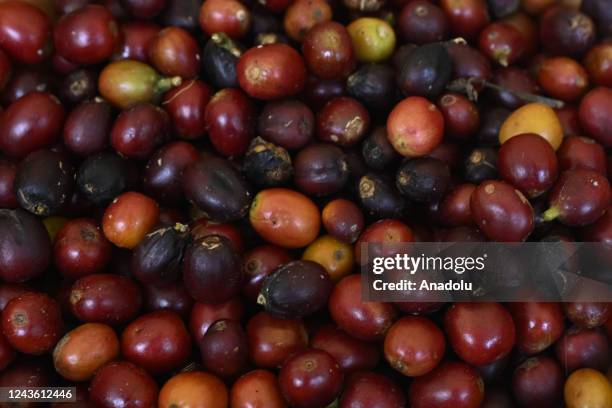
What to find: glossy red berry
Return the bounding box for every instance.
[149,27,200,78]
[471,180,534,241]
[410,361,485,408]
[0,92,64,158]
[54,5,119,65]
[279,349,343,408]
[498,133,559,197]
[199,0,250,39]
[121,310,191,375]
[329,274,397,341]
[444,302,516,366]
[237,44,306,100]
[0,1,51,64]
[384,316,445,377]
[543,169,610,226]
[53,218,112,280]
[2,292,63,355]
[205,88,255,157]
[162,80,212,140]
[302,21,356,80]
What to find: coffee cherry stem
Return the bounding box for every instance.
[155,76,183,94]
[173,222,189,234]
[447,77,565,109]
[211,32,242,58]
[542,206,561,222]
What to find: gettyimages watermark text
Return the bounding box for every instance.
[361,242,612,302]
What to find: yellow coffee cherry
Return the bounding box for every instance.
[302,235,354,282]
[347,17,396,63]
[499,102,564,150]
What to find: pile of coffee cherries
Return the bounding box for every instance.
[0,0,611,406]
